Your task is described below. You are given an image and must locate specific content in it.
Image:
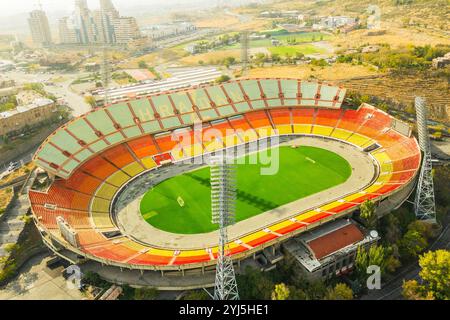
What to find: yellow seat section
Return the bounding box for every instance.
[224,134,242,147]
[257,127,276,138]
[92,211,115,229]
[344,193,368,203]
[312,125,333,136]
[184,144,203,157]
[95,183,118,200]
[331,128,352,141]
[106,170,130,187]
[144,247,174,257]
[204,139,223,152]
[91,197,111,213]
[142,157,157,169]
[363,184,385,194]
[239,230,268,245]
[178,249,210,258]
[295,210,320,222]
[276,125,293,135]
[347,133,372,147]
[269,220,295,233]
[122,162,144,177]
[123,240,147,252]
[171,147,185,161]
[238,129,258,143]
[293,124,312,134]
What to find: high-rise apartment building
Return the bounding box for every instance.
[28,10,52,47]
[59,0,143,46]
[113,17,142,44]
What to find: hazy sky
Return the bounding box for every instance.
[0,0,209,17]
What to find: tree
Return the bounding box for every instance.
[271,53,281,65]
[355,245,387,280]
[237,266,274,300]
[400,229,428,258]
[138,60,148,69]
[403,250,450,300]
[360,200,377,228]
[271,283,290,300]
[84,95,97,108]
[325,283,353,300]
[183,290,210,300]
[215,75,231,84]
[134,287,158,300]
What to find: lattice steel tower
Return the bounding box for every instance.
[414,97,436,222]
[241,31,249,76]
[102,46,111,106]
[211,156,239,300]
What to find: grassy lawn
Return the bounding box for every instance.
[269,44,326,56]
[140,146,351,234]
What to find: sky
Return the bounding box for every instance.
[0,0,212,17]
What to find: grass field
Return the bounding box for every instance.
[140,146,351,234]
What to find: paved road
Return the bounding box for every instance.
[361,222,450,300]
[4,70,91,117]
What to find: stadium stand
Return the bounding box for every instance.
[30,79,421,270]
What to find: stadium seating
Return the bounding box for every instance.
[30,79,421,270]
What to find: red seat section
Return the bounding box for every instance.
[102,144,135,168]
[338,107,373,132]
[229,116,253,132]
[61,171,102,195]
[292,108,315,124]
[32,204,90,229]
[244,111,272,128]
[356,109,392,138]
[315,109,341,127]
[269,109,291,125]
[80,155,119,180]
[154,134,178,153]
[127,135,159,159]
[29,184,91,211]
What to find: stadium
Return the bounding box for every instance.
[28,78,421,288]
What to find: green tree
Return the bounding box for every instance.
[271,283,290,300]
[138,60,148,69]
[183,290,210,300]
[360,200,377,228]
[237,266,274,300]
[325,283,353,300]
[403,250,450,300]
[84,95,97,108]
[134,287,158,300]
[355,245,387,280]
[400,229,428,258]
[215,75,231,84]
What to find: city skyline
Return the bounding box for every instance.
[0,0,215,17]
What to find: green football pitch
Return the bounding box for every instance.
[140,146,351,234]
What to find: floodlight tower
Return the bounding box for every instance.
[211,156,239,300]
[241,31,249,76]
[102,45,111,106]
[414,97,436,222]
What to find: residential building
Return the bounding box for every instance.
[113,17,141,44]
[28,10,52,47]
[0,98,56,136]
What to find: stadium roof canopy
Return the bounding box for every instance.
[33,78,346,179]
